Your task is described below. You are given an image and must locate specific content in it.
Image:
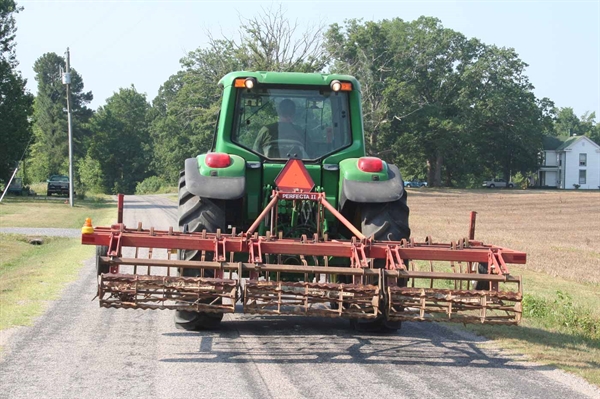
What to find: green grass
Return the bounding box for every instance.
[0,234,96,330]
[0,198,115,334]
[406,261,600,385]
[461,268,600,386]
[0,196,115,228]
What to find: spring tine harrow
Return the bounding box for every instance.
[84,194,526,325]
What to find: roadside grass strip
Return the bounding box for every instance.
[0,199,115,333]
[465,268,600,386]
[0,235,94,330]
[0,196,115,229]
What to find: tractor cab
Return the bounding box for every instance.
[231,80,353,160]
[214,72,366,166]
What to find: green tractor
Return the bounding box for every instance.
[176,72,410,330]
[87,71,524,331]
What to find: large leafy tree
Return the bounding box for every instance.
[149,41,242,183]
[82,86,151,194]
[0,0,33,184]
[326,17,553,186]
[459,45,555,182]
[28,52,93,182]
[326,17,480,186]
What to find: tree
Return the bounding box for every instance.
[28,52,93,182]
[229,5,327,72]
[150,6,326,184]
[552,108,599,145]
[553,107,581,137]
[82,86,150,194]
[459,45,555,182]
[149,41,240,183]
[327,17,553,187]
[326,17,480,186]
[0,0,33,184]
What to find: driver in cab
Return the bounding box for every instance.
[253,99,307,158]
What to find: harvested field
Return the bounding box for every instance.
[408,189,600,284]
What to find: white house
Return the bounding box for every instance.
[537,135,600,189]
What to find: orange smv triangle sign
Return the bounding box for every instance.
[275,159,315,192]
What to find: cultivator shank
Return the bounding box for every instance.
[84,193,526,325]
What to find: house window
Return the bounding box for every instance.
[579,153,587,166]
[579,170,586,184]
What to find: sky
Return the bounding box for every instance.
[13,0,600,118]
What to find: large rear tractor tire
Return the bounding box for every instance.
[352,192,411,332]
[175,172,227,331]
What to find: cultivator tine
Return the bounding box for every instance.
[243,280,379,319]
[387,286,522,325]
[99,274,237,312]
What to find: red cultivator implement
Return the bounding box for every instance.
[83,191,525,326]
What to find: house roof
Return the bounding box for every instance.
[542,135,600,151]
[542,136,567,150]
[556,136,581,151]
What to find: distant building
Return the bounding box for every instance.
[536,135,600,189]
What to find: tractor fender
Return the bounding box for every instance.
[184,155,245,200]
[339,163,405,208]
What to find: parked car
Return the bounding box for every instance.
[404,179,428,188]
[482,178,514,188]
[6,177,24,195]
[47,175,70,196]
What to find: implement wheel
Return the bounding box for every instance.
[474,262,490,290]
[96,245,109,276]
[352,192,411,332]
[175,171,226,331]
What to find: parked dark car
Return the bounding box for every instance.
[404,180,428,188]
[47,175,70,196]
[482,178,514,188]
[6,177,25,195]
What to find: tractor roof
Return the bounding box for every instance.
[219,71,360,90]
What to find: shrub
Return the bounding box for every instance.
[135,176,167,194]
[523,291,599,340]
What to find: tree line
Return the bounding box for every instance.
[2,3,599,194]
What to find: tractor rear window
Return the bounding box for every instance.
[232,87,352,160]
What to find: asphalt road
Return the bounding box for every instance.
[1,195,598,399]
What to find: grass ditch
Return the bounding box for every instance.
[0,198,115,334]
[0,235,96,330]
[409,189,600,386]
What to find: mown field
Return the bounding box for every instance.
[407,188,600,385]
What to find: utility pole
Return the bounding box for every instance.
[63,48,74,207]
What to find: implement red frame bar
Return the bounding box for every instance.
[82,226,526,266]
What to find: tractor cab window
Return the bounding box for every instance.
[232,87,352,160]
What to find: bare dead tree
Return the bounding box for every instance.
[213,5,327,73]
